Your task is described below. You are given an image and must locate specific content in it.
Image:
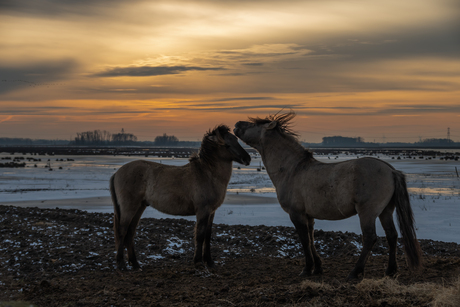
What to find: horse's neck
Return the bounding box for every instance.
[194,157,233,185]
[212,160,233,183]
[260,134,307,186]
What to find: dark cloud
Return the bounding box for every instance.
[212,97,274,102]
[307,23,460,61]
[0,0,127,17]
[0,106,75,116]
[242,63,264,66]
[293,104,460,117]
[152,104,298,112]
[218,51,296,58]
[93,66,226,77]
[0,59,77,94]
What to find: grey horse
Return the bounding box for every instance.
[234,112,422,280]
[110,125,251,270]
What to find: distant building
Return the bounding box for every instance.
[417,138,454,146]
[322,136,364,146]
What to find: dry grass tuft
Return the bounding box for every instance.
[300,279,334,292]
[432,278,460,307]
[294,277,460,306]
[356,277,436,295]
[355,277,460,306]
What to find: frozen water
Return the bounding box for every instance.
[1,152,459,243]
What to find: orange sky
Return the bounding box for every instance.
[1,0,459,142]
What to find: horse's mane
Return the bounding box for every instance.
[189,125,230,165]
[248,111,299,138]
[249,111,314,161]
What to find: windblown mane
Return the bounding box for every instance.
[249,111,299,138]
[189,125,230,165]
[249,111,314,161]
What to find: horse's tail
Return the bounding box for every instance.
[392,170,423,270]
[110,174,121,246]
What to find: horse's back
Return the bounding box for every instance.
[113,160,195,213]
[336,157,396,218]
[285,157,396,220]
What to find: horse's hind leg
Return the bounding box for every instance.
[116,218,129,270]
[125,204,146,270]
[203,212,215,267]
[379,204,398,276]
[290,212,314,276]
[347,216,377,281]
[307,217,323,275]
[116,202,143,271]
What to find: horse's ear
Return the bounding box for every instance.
[209,130,226,145]
[265,121,277,130]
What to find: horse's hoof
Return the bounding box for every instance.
[313,267,323,275]
[385,269,398,278]
[117,263,128,271]
[346,273,360,282]
[206,260,215,268]
[194,262,205,269]
[299,268,312,277]
[132,265,142,271]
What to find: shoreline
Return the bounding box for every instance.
[2,193,460,244]
[0,192,280,211]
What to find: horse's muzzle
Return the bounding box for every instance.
[240,155,251,166]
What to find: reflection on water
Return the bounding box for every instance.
[227,187,276,194]
[408,187,460,196]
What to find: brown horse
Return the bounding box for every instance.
[234,112,422,280]
[110,125,251,270]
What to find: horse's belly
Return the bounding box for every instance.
[148,198,196,216]
[308,202,357,221]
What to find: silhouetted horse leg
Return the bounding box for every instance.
[203,212,215,267]
[194,211,210,267]
[116,222,129,271]
[126,205,146,270]
[290,212,314,276]
[379,204,398,276]
[347,217,377,281]
[308,217,323,275]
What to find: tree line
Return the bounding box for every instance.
[72,129,184,146]
[74,129,138,145]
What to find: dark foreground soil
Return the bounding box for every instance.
[1,205,460,306]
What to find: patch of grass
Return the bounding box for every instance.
[432,278,460,307]
[301,279,333,292]
[295,277,460,306]
[355,277,435,305]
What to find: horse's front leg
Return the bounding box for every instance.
[290,212,314,276]
[193,211,210,267]
[307,217,323,275]
[203,212,215,267]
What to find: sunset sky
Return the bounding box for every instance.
[1,0,459,143]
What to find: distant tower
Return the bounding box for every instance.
[447,127,451,141]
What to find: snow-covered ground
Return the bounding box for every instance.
[1,151,459,243]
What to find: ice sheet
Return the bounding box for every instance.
[1,152,459,243]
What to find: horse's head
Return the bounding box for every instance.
[233,121,273,151]
[207,125,251,166]
[234,112,297,151]
[234,112,298,151]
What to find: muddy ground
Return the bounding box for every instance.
[1,205,459,306]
